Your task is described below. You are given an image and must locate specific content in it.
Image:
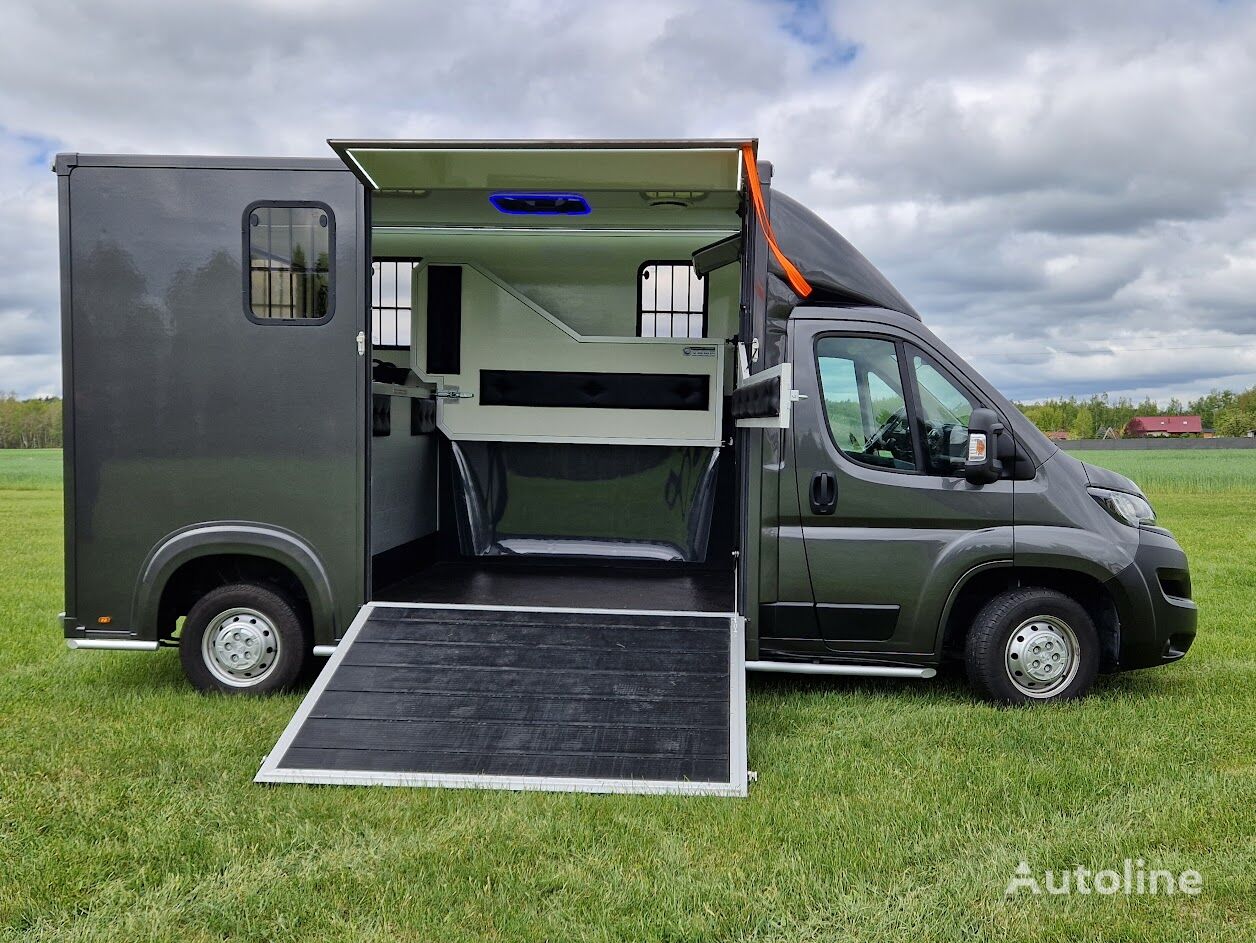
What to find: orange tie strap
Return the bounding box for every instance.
[741,143,812,298]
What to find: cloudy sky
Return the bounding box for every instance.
[2,0,1254,402]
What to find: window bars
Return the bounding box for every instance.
[638,261,706,339]
[372,260,418,348]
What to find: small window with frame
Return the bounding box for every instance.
[638,261,706,338]
[245,202,334,322]
[372,259,418,349]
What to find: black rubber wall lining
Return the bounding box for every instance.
[479,370,710,411]
[277,606,732,783]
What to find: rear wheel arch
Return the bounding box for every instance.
[134,523,335,645]
[939,564,1119,671]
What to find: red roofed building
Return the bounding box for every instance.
[1124,415,1203,437]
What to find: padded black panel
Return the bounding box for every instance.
[480,370,709,411]
[731,374,781,420]
[275,605,732,783]
[372,394,391,437]
[426,265,462,375]
[411,397,436,435]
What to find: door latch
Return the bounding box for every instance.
[355,331,365,356]
[810,471,837,515]
[432,389,475,400]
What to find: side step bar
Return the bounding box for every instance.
[746,661,936,679]
[66,638,160,651]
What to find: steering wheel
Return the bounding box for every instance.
[862,407,908,457]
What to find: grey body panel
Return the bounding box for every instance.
[58,156,365,644]
[257,603,748,796]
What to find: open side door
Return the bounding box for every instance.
[329,138,748,194]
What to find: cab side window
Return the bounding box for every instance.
[909,346,978,476]
[815,336,918,471]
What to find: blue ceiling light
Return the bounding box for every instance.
[489,192,591,216]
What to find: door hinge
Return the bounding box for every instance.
[355,331,365,356]
[790,389,807,401]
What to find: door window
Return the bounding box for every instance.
[815,336,918,471]
[909,347,979,476]
[245,203,334,322]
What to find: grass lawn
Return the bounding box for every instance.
[1,447,1253,941]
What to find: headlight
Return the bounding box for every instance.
[1089,487,1156,527]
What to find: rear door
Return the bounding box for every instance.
[770,316,1013,658]
[64,158,366,639]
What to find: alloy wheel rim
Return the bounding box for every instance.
[201,607,281,687]
[1004,615,1079,698]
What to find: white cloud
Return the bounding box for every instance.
[0,0,1252,402]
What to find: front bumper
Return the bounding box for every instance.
[1109,528,1198,670]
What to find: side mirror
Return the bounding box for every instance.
[964,408,1004,485]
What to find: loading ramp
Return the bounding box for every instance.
[257,603,747,797]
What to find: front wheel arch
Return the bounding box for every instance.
[938,565,1119,671]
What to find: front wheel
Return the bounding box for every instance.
[965,587,1099,704]
[179,583,309,694]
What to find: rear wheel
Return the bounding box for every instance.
[965,587,1099,704]
[179,583,309,694]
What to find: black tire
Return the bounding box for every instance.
[179,582,309,694]
[965,587,1099,705]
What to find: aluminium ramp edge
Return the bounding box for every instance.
[256,602,748,797]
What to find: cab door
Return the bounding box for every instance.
[769,316,1014,658]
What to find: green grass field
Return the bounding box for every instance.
[1,448,1253,942]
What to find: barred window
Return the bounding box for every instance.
[638,261,706,338]
[372,260,418,349]
[246,203,333,322]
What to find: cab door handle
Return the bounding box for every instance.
[810,471,837,515]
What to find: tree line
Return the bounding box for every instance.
[0,395,62,448]
[1015,387,1256,439]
